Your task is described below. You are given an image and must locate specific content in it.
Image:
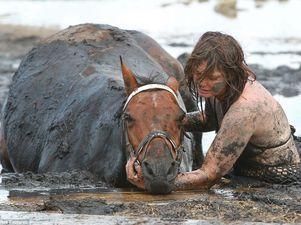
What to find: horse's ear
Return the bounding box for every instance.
[166,76,179,93]
[120,56,138,96]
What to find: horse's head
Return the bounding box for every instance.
[120,57,186,194]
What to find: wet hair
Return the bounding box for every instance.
[185,31,256,111]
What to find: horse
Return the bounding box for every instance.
[0,24,202,194]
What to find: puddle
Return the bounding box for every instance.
[0,183,241,214]
[4,186,209,204]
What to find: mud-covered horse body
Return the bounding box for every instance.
[0,24,200,189]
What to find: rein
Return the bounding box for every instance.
[122,84,186,165]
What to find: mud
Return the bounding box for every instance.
[0,171,301,224]
[0,24,301,224]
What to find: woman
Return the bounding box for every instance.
[127,31,300,190]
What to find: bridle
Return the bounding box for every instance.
[122,84,186,166]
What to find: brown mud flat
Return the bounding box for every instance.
[0,171,301,224]
[0,24,301,224]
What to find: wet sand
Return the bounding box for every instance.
[0,23,300,224]
[0,171,300,224]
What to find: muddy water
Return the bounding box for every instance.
[3,187,210,205]
[0,171,300,224]
[0,187,249,225]
[0,175,228,224]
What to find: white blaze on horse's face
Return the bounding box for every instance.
[121,58,186,194]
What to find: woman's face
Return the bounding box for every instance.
[193,63,227,98]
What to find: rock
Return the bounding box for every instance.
[214,0,237,18]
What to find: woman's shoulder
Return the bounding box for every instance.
[236,80,275,106]
[227,81,280,121]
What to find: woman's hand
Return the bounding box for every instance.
[175,169,210,190]
[125,157,145,189]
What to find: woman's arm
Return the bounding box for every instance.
[175,102,257,190]
[183,111,216,132]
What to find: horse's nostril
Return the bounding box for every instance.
[143,161,154,176]
[167,161,179,181]
[167,160,178,177]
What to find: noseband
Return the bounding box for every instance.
[122,84,186,165]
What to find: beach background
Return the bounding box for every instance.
[0,0,300,152]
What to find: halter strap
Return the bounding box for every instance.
[123,84,186,112]
[123,129,184,165]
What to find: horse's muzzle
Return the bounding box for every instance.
[144,177,174,194]
[142,157,179,194]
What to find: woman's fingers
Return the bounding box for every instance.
[125,157,136,179]
[134,161,142,176]
[125,157,145,189]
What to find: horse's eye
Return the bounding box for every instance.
[177,112,185,122]
[176,112,185,127]
[123,113,135,122]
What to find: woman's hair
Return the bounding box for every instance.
[185,31,256,110]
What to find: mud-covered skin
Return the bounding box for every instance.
[183,111,216,132]
[183,112,205,132]
[175,80,300,189]
[0,24,198,188]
